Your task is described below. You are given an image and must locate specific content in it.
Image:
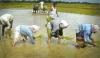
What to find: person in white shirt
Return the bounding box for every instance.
[49,3,58,19]
[0,14,14,36]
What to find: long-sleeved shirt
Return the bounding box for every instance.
[19,25,34,40]
[79,24,93,43]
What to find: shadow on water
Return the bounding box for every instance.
[0,9,100,58]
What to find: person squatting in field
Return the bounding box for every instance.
[76,24,99,48]
[0,14,14,37]
[13,25,40,47]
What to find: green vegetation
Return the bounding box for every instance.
[0,2,100,15]
[0,35,100,58]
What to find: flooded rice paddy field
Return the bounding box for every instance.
[0,9,100,58]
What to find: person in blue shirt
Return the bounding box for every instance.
[77,24,99,47]
[13,25,40,47]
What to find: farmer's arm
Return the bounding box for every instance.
[28,33,35,44]
[29,34,34,40]
[91,38,95,43]
[56,10,59,17]
[6,21,11,30]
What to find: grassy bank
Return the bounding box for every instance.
[0,2,100,15]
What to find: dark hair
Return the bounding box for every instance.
[53,2,57,7]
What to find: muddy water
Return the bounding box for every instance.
[0,9,100,38]
[0,9,100,58]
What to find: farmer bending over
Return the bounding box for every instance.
[47,19,69,43]
[0,14,14,36]
[76,24,99,47]
[13,25,40,47]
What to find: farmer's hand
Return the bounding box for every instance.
[45,24,47,27]
[5,27,10,32]
[58,35,63,39]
